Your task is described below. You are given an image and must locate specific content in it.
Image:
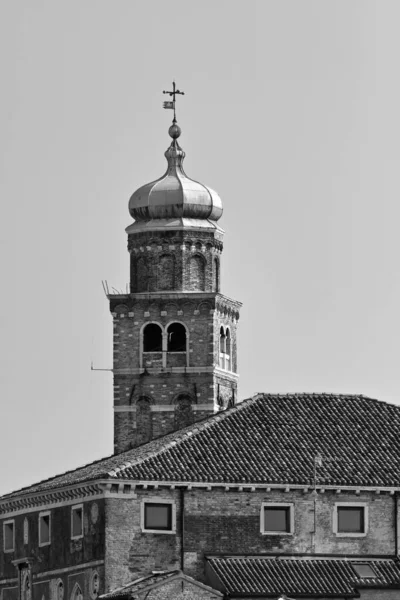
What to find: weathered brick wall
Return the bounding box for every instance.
[104,491,182,592]
[182,489,396,581]
[113,371,217,451]
[111,295,240,452]
[112,297,220,370]
[103,488,398,590]
[128,231,223,293]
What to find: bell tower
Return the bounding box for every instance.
[109,91,241,453]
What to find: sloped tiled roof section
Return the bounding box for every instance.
[99,570,223,599]
[206,556,400,597]
[2,393,400,500]
[99,571,179,598]
[116,393,400,487]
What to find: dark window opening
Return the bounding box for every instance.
[167,323,186,352]
[220,327,226,352]
[352,563,377,578]
[72,507,83,538]
[39,514,50,545]
[264,507,291,533]
[226,329,231,356]
[3,522,14,551]
[144,503,172,531]
[143,323,162,352]
[337,507,364,533]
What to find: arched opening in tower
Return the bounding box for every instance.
[219,326,226,369]
[226,328,231,371]
[143,323,163,352]
[167,323,187,352]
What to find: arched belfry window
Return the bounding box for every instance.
[219,326,226,369]
[174,394,194,430]
[143,323,162,352]
[136,396,152,444]
[167,323,187,352]
[189,255,206,291]
[225,328,231,371]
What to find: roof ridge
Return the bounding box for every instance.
[259,392,400,409]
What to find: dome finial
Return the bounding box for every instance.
[163,80,185,138]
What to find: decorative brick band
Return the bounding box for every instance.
[113,404,218,413]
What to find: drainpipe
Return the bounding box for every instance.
[180,488,185,572]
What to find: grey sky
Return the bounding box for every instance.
[1,0,399,496]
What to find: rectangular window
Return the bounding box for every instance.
[71,505,83,539]
[39,512,51,546]
[334,503,368,537]
[337,507,365,533]
[144,503,172,531]
[264,506,290,533]
[260,503,294,535]
[140,500,176,533]
[3,520,14,552]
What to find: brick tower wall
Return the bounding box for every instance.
[128,230,223,293]
[109,224,241,453]
[110,292,240,453]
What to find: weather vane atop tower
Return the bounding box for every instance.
[163,81,185,123]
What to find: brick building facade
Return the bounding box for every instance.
[1,115,400,600]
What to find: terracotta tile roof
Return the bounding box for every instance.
[206,556,400,597]
[2,393,400,500]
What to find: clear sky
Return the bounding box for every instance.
[1,0,399,496]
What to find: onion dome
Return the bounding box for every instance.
[128,123,223,222]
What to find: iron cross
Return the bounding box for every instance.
[163,81,185,121]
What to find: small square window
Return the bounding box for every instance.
[352,563,377,578]
[260,503,294,535]
[264,507,290,533]
[337,507,364,533]
[144,503,172,531]
[71,505,83,539]
[39,512,51,546]
[3,521,14,552]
